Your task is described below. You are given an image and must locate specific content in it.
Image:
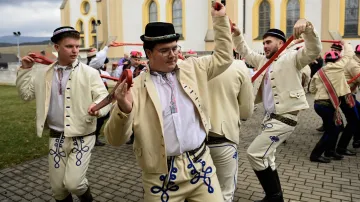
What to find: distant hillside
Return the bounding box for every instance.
[0,36,51,45]
[0,40,51,47]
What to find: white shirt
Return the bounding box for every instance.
[262,64,275,114]
[151,72,206,156]
[47,65,72,132]
[111,65,136,78]
[100,70,110,83]
[89,46,109,69]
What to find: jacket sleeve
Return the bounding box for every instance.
[295,22,322,70]
[238,67,254,119]
[309,75,318,94]
[16,67,36,101]
[195,16,233,80]
[104,103,134,146]
[90,70,111,117]
[349,58,360,84]
[89,46,109,69]
[232,34,265,70]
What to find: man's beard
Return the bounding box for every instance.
[266,48,279,59]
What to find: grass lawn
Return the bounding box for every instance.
[0,85,49,169]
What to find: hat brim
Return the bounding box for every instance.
[140,33,180,43]
[331,46,343,51]
[51,30,80,43]
[263,33,286,43]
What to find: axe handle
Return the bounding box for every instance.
[347,72,360,85]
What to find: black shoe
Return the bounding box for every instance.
[353,140,360,149]
[316,125,324,132]
[310,156,331,163]
[254,167,284,202]
[336,148,356,156]
[78,187,93,202]
[56,194,73,202]
[95,139,105,146]
[126,135,134,145]
[324,151,344,160]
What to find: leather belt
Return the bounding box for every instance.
[206,136,231,145]
[167,141,206,171]
[314,99,332,107]
[269,113,297,127]
[49,129,95,138]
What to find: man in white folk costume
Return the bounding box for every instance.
[232,19,322,201]
[104,3,234,202]
[16,26,111,202]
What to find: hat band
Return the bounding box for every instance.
[144,33,178,41]
[53,28,76,36]
[265,32,286,40]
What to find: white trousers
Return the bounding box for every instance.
[142,145,224,202]
[209,142,238,202]
[48,134,95,200]
[247,113,297,171]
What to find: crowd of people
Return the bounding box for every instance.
[15,2,360,202]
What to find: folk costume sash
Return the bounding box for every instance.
[318,69,355,125]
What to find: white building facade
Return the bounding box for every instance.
[60,0,360,58]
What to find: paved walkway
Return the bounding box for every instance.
[1,95,359,202]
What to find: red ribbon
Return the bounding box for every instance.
[251,35,294,83]
[29,53,54,65]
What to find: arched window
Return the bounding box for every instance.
[76,20,85,47]
[172,0,182,36]
[89,18,97,47]
[149,1,158,23]
[286,0,300,36]
[344,0,359,37]
[76,20,84,33]
[259,0,271,37]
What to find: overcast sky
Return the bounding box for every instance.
[0,0,62,37]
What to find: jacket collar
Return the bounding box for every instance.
[54,59,80,71]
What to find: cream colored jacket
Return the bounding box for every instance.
[104,16,233,174]
[344,55,360,93]
[233,23,322,114]
[309,43,354,99]
[208,60,254,145]
[16,60,111,137]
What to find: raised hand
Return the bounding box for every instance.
[293,19,308,39]
[20,54,35,69]
[211,2,226,17]
[115,79,133,114]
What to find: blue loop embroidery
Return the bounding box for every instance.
[71,137,90,166]
[49,135,66,168]
[186,154,214,194]
[150,157,179,202]
[233,151,238,159]
[270,136,280,142]
[261,123,273,131]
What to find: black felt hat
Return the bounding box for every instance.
[263,29,286,43]
[51,26,80,43]
[331,43,343,51]
[140,22,180,43]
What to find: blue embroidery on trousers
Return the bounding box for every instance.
[49,135,66,168]
[150,157,179,202]
[186,153,214,193]
[71,137,90,166]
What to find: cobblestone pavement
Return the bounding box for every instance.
[1,95,359,202]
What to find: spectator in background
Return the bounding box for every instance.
[111,51,142,78]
